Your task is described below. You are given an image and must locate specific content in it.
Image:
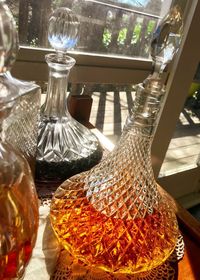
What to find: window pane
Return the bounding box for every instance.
[159,81,200,177]
[7,0,174,59]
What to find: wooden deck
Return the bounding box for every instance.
[89,90,200,176]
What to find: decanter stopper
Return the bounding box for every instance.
[0,0,18,73]
[123,5,183,134]
[0,0,18,109]
[150,5,183,77]
[48,7,79,53]
[35,8,102,191]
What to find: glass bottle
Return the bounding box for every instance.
[0,1,39,278]
[35,8,103,188]
[50,6,183,275]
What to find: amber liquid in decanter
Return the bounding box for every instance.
[51,173,178,274]
[0,153,38,279]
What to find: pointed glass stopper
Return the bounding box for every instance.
[150,5,183,76]
[0,0,18,105]
[122,5,183,136]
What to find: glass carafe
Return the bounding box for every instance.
[0,1,39,278]
[35,8,103,187]
[50,5,183,274]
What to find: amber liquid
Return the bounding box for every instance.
[0,171,38,279]
[0,241,33,279]
[51,190,178,274]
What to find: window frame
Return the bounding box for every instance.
[153,0,200,205]
[13,47,153,84]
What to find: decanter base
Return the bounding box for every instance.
[35,148,103,186]
[51,193,178,274]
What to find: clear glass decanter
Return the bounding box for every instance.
[50,6,183,275]
[35,8,103,186]
[0,1,39,278]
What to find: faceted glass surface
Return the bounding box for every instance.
[151,5,183,73]
[3,73,41,174]
[50,129,178,274]
[48,7,79,51]
[36,107,103,183]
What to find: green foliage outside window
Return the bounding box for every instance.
[103,28,112,47]
[131,23,142,44]
[117,28,127,45]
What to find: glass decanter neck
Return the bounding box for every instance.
[46,53,75,69]
[129,77,165,138]
[42,53,75,119]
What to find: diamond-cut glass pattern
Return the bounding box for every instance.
[4,86,40,170]
[35,114,103,182]
[51,128,179,274]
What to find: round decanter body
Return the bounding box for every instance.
[0,141,39,279]
[50,129,179,274]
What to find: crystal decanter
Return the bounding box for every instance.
[35,8,102,187]
[50,6,183,275]
[0,1,39,278]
